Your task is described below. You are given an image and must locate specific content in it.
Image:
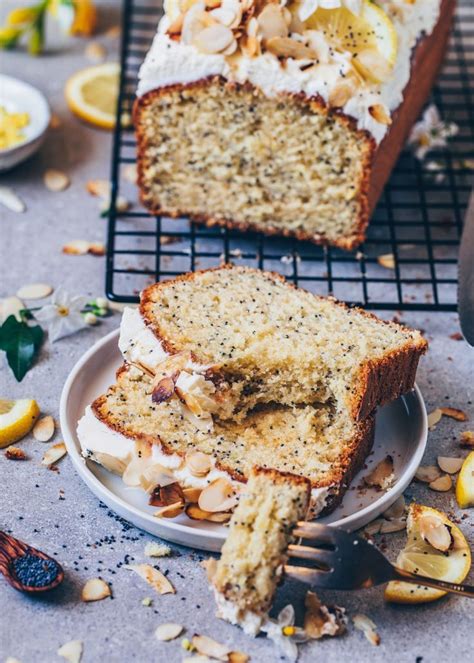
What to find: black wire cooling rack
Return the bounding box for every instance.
[106,0,474,311]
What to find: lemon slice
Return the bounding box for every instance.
[0,398,40,448]
[65,63,120,130]
[303,0,398,84]
[385,504,471,604]
[456,452,474,509]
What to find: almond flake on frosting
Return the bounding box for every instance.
[193,24,236,54]
[198,477,238,512]
[124,563,176,594]
[266,36,317,60]
[186,451,212,477]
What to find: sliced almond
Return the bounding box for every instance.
[266,36,317,59]
[328,78,356,108]
[44,169,70,192]
[175,387,205,417]
[415,465,441,483]
[144,542,171,557]
[57,640,83,663]
[382,495,405,520]
[428,474,452,492]
[149,482,185,507]
[379,518,406,534]
[62,240,91,256]
[124,563,175,594]
[85,42,106,61]
[198,478,238,513]
[185,451,211,477]
[5,446,27,461]
[182,487,203,503]
[192,635,231,661]
[155,623,184,642]
[152,376,176,403]
[168,13,185,34]
[354,48,392,83]
[363,456,394,490]
[353,614,380,646]
[86,179,110,198]
[81,578,111,602]
[440,407,468,422]
[228,653,250,663]
[193,24,235,54]
[419,514,453,552]
[154,502,185,519]
[33,415,55,442]
[427,408,442,429]
[16,283,53,300]
[88,242,106,256]
[304,590,345,639]
[369,104,392,125]
[41,442,67,467]
[437,456,464,474]
[460,431,474,448]
[185,504,231,523]
[377,253,395,269]
[0,186,26,213]
[257,4,289,41]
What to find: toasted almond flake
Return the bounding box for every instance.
[0,296,24,323]
[369,104,392,125]
[168,14,185,34]
[149,482,185,507]
[427,408,442,429]
[363,455,394,490]
[193,24,235,54]
[428,474,452,492]
[192,635,231,661]
[152,376,176,404]
[155,623,184,642]
[440,407,468,421]
[144,542,172,558]
[205,0,222,7]
[379,518,406,534]
[304,590,346,639]
[81,578,111,602]
[186,451,211,477]
[0,186,26,213]
[460,431,474,448]
[154,502,185,519]
[85,42,106,61]
[198,478,238,513]
[88,242,106,256]
[419,514,453,552]
[44,169,70,192]
[328,79,356,108]
[437,456,464,474]
[185,504,231,523]
[124,563,175,594]
[257,4,289,41]
[50,113,61,129]
[33,415,55,442]
[86,179,110,198]
[16,283,53,300]
[353,614,380,646]
[62,240,91,256]
[182,486,202,503]
[415,465,441,483]
[266,36,317,59]
[355,48,392,82]
[377,253,395,269]
[57,640,83,663]
[41,442,67,467]
[382,495,405,520]
[228,653,250,663]
[5,446,27,461]
[123,164,138,184]
[175,387,205,416]
[210,6,238,27]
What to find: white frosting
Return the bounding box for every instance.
[214,590,265,636]
[137,0,441,143]
[310,485,329,514]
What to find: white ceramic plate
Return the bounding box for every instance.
[60,328,427,552]
[0,75,50,172]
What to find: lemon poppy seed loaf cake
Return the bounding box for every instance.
[134,0,454,249]
[137,265,427,423]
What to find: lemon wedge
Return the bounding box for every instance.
[385,504,471,604]
[456,452,474,509]
[65,63,120,130]
[0,398,40,448]
[303,0,398,84]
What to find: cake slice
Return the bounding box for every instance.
[209,467,310,635]
[78,362,375,516]
[135,266,427,423]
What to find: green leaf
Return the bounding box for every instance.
[0,315,44,382]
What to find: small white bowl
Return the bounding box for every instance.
[0,74,51,172]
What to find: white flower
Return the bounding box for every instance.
[298,0,362,22]
[35,287,89,342]
[408,105,458,161]
[261,605,307,662]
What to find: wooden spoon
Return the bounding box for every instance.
[0,530,64,593]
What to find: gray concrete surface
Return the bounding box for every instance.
[0,2,473,661]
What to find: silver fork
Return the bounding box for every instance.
[285,522,474,597]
